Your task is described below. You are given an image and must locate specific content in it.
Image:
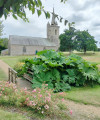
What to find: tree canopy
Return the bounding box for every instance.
[0,20,8,53]
[0,0,67,23]
[59,28,97,53]
[76,30,97,53]
[0,20,4,37]
[59,23,77,52]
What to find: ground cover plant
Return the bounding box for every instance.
[15,50,100,92]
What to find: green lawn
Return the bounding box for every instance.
[0,68,7,81]
[65,86,100,106]
[0,108,28,120]
[0,56,34,68]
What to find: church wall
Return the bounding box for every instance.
[10,45,57,56]
[10,45,23,56]
[25,45,44,55]
[45,46,58,51]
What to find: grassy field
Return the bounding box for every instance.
[0,68,7,81]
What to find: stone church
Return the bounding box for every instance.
[8,9,60,56]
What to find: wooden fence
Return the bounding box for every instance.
[8,68,17,84]
[23,68,33,83]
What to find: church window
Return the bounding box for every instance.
[55,30,57,35]
[23,46,26,53]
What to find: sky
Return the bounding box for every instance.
[2,0,100,47]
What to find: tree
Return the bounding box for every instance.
[0,20,8,53]
[59,23,77,53]
[0,38,8,53]
[0,0,67,22]
[76,30,97,54]
[0,20,4,37]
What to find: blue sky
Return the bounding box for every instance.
[2,0,100,47]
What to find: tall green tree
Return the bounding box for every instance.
[0,20,8,53]
[0,38,8,53]
[59,23,77,52]
[0,20,4,37]
[76,30,97,54]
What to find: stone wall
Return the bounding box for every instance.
[10,45,57,56]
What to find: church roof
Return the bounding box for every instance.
[9,35,56,47]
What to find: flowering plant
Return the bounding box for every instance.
[0,81,71,119]
[0,82,52,114]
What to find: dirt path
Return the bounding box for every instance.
[0,60,10,75]
[66,100,100,120]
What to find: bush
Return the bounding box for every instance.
[0,81,72,119]
[0,81,61,115]
[13,62,25,76]
[16,50,100,92]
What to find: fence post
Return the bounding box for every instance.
[8,68,17,84]
[8,68,11,83]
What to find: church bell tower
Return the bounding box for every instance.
[47,8,60,49]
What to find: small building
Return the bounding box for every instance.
[8,9,60,56]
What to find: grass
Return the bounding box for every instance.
[65,86,100,106]
[0,108,28,120]
[0,68,7,81]
[0,56,34,68]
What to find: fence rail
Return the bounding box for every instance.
[8,68,17,84]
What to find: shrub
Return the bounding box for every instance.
[13,62,25,76]
[16,50,100,92]
[0,81,71,118]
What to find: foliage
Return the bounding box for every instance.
[0,20,8,53]
[59,27,77,52]
[59,28,97,53]
[0,81,70,118]
[0,0,67,23]
[0,20,4,37]
[13,62,25,76]
[76,30,98,53]
[17,50,100,92]
[0,38,8,53]
[0,81,51,114]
